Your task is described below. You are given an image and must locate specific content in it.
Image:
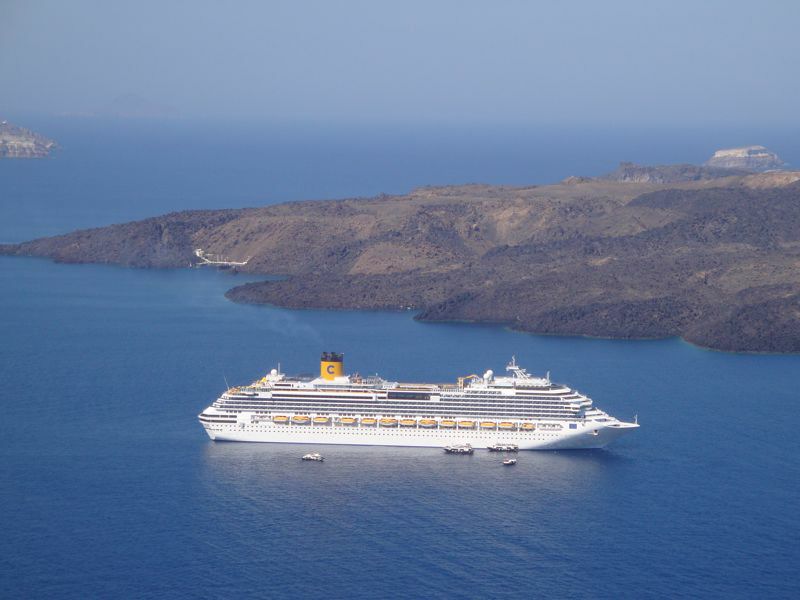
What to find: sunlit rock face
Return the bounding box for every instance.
[0,120,57,158]
[705,146,785,172]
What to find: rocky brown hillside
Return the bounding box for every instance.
[601,161,752,183]
[3,171,800,352]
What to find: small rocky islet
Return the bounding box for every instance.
[0,120,57,158]
[2,146,798,353]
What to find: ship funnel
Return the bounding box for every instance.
[320,352,344,380]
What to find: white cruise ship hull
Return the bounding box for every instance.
[201,421,637,450]
[199,354,640,451]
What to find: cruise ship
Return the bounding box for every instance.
[198,353,639,450]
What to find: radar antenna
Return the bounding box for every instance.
[506,356,530,379]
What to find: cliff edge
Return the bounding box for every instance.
[705,145,785,171]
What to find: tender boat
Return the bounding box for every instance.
[503,458,517,466]
[301,452,324,462]
[444,444,474,454]
[488,443,519,452]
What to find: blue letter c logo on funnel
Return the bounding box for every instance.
[327,365,336,374]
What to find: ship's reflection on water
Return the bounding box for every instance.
[203,440,628,482]
[201,441,629,516]
[198,441,636,592]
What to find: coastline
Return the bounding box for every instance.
[3,171,800,354]
[3,252,797,357]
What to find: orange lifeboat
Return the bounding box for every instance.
[499,422,516,430]
[291,415,311,424]
[419,419,437,428]
[379,418,398,427]
[399,419,417,427]
[340,417,358,426]
[521,422,535,430]
[273,415,289,424]
[313,416,330,424]
[440,420,456,428]
[361,418,377,426]
[457,420,475,429]
[480,421,497,429]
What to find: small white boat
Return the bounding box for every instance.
[444,444,474,455]
[503,458,517,466]
[301,452,324,462]
[488,443,519,452]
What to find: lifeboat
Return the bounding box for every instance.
[313,416,330,424]
[480,421,497,429]
[440,420,456,428]
[499,422,516,430]
[457,420,475,429]
[419,419,437,428]
[273,415,289,424]
[399,419,417,427]
[340,417,358,426]
[291,415,311,424]
[521,423,535,430]
[361,418,377,426]
[379,418,398,427]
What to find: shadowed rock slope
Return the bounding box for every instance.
[3,172,800,352]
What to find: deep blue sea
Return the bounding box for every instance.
[1,118,799,598]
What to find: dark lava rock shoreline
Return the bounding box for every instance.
[3,168,800,353]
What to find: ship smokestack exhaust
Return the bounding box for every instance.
[320,352,344,380]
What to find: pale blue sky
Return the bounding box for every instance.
[1,0,798,125]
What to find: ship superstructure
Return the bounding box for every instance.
[198,352,639,450]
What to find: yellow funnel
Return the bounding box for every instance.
[320,352,344,380]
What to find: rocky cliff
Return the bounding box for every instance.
[601,161,751,183]
[0,120,57,158]
[705,145,785,171]
[3,171,800,353]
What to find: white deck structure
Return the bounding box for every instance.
[199,354,639,450]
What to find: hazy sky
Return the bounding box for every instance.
[1,0,798,125]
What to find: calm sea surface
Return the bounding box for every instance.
[1,119,799,598]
